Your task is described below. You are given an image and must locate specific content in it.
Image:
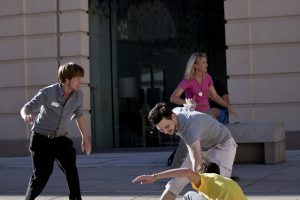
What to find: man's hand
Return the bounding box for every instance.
[132,174,157,184]
[20,107,34,125]
[183,97,196,111]
[81,137,92,155]
[23,114,34,125]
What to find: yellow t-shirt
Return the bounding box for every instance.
[191,173,248,200]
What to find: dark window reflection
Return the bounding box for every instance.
[115,0,226,148]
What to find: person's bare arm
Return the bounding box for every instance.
[221,93,230,105]
[132,168,201,187]
[188,140,203,172]
[208,85,237,117]
[75,116,92,155]
[170,86,186,106]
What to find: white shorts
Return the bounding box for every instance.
[183,191,208,200]
[165,136,237,196]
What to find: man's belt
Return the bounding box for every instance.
[34,132,67,139]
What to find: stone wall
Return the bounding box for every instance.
[224,0,300,132]
[0,0,91,156]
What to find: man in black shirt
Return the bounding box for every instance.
[209,77,230,124]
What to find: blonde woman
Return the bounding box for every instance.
[170,52,237,119]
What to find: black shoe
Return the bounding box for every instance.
[231,175,240,181]
[167,150,176,166]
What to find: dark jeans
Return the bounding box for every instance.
[25,133,81,200]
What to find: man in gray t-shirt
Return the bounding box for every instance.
[148,103,237,200]
[174,107,230,150]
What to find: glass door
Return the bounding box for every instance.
[89,0,227,149]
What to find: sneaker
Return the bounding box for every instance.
[231,175,240,181]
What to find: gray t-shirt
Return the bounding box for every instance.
[173,107,231,151]
[24,83,84,136]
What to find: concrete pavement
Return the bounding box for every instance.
[0,150,300,200]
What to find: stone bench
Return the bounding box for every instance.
[226,121,286,164]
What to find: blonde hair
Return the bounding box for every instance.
[184,52,206,80]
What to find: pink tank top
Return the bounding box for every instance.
[178,73,213,112]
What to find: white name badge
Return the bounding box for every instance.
[51,102,60,107]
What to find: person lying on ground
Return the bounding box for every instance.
[132,161,247,200]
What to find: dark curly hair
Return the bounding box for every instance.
[199,161,220,175]
[148,102,173,126]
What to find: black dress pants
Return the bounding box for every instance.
[25,133,82,200]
